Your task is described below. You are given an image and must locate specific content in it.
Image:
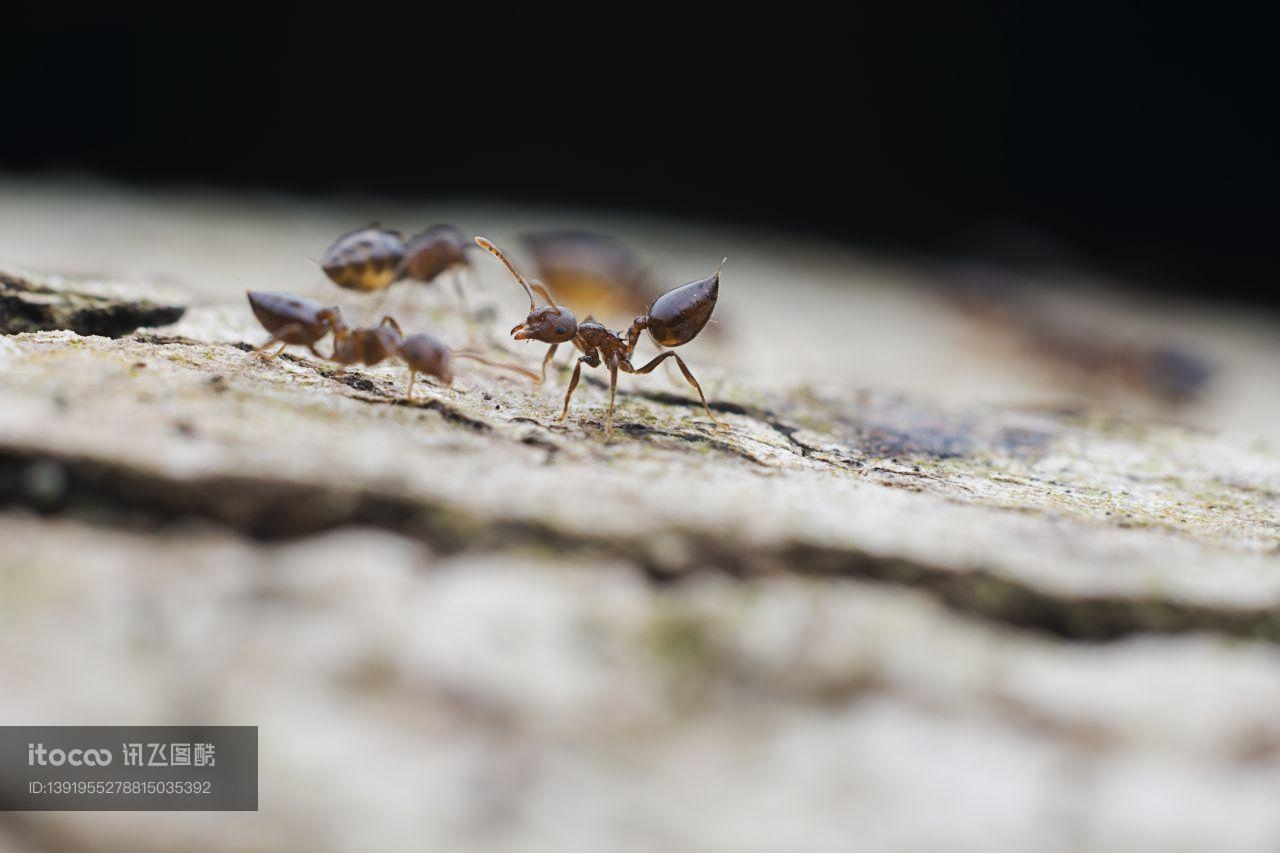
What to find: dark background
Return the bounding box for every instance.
[4,8,1276,305]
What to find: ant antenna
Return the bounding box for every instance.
[475,236,537,311]
[453,350,541,381]
[530,280,559,309]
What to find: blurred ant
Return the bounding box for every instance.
[475,236,723,437]
[320,223,476,317]
[247,291,535,401]
[327,315,457,399]
[329,315,537,400]
[519,229,659,323]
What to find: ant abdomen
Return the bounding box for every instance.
[645,263,722,348]
[321,224,406,292]
[247,291,335,345]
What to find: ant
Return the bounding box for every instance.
[321,223,477,315]
[329,315,538,400]
[247,291,536,400]
[475,236,724,437]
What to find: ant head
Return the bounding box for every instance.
[317,306,350,336]
[512,305,578,343]
[475,236,578,344]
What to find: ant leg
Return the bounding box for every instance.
[538,343,559,384]
[367,288,391,325]
[605,358,619,437]
[558,352,600,421]
[451,268,481,346]
[379,315,404,336]
[405,369,417,402]
[252,336,284,356]
[558,361,584,421]
[625,315,649,358]
[631,351,721,425]
[531,281,560,308]
[452,268,472,318]
[663,356,682,386]
[253,323,307,358]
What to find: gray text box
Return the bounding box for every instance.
[0,726,256,810]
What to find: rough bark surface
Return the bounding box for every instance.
[1,185,1278,852]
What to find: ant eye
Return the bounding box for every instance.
[554,325,567,335]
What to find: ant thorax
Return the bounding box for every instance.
[332,325,402,367]
[401,224,468,283]
[575,321,618,349]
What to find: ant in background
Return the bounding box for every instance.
[320,223,477,317]
[519,229,660,324]
[247,291,536,400]
[475,236,724,437]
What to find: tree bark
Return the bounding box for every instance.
[1,187,1278,852]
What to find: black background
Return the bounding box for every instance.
[4,7,1276,305]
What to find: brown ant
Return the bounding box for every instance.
[329,315,538,400]
[327,316,456,399]
[319,223,481,326]
[475,236,723,437]
[247,291,535,400]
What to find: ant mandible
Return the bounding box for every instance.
[474,236,724,437]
